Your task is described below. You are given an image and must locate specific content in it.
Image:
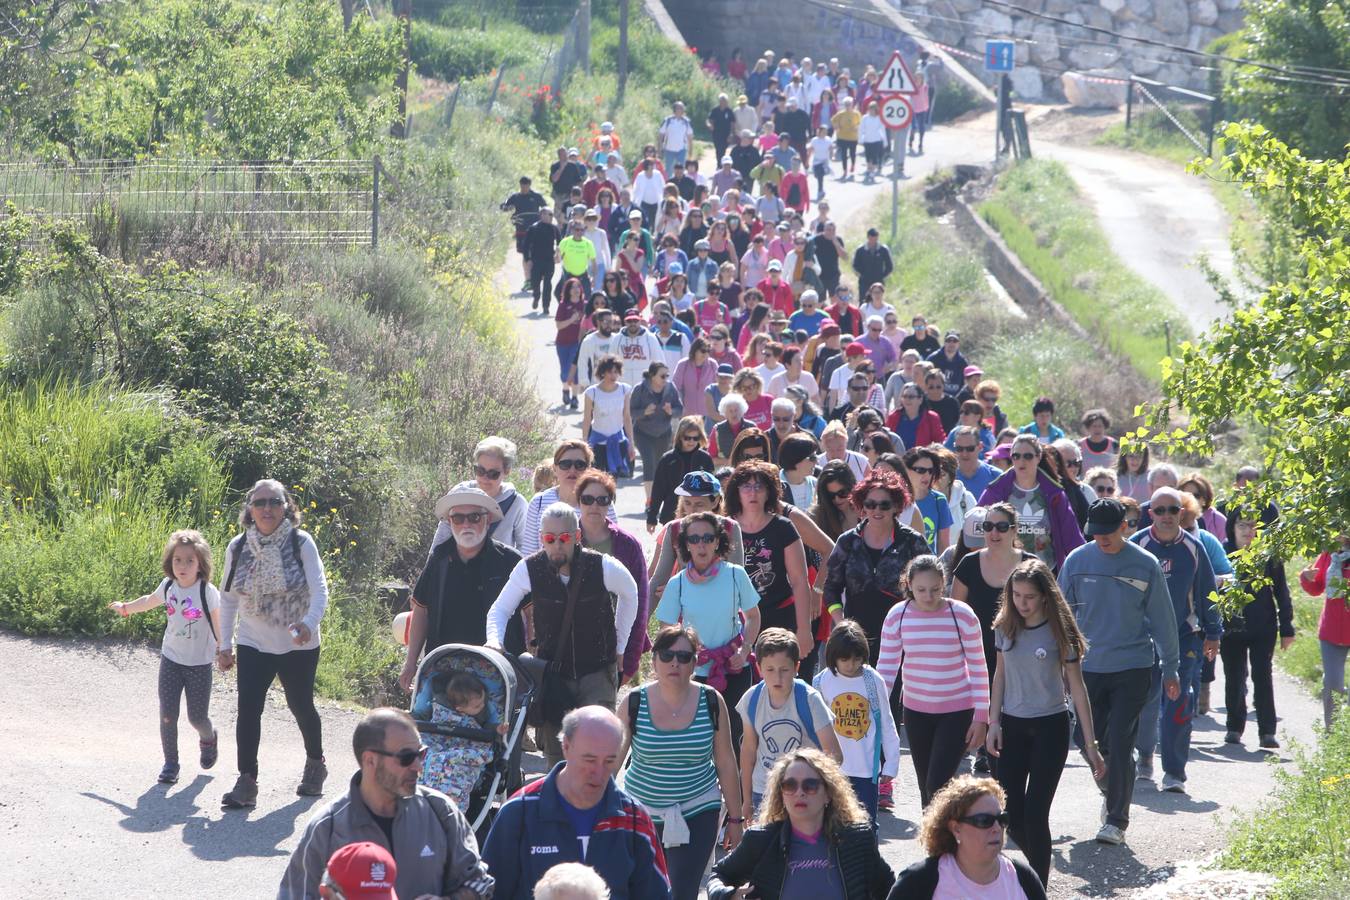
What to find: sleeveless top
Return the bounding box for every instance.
[624,685,720,821]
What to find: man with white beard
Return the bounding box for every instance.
[398,486,525,692]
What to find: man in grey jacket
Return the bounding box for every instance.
[279,708,494,900]
[1058,499,1180,847]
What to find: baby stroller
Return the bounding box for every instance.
[409,643,534,839]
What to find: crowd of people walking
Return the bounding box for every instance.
[105,48,1350,900]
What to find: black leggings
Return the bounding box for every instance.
[235,645,323,776]
[159,657,215,765]
[903,706,973,808]
[837,140,857,171]
[997,710,1070,886]
[655,808,721,900]
[1221,630,1277,737]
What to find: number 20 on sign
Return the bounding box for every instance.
[879,94,914,131]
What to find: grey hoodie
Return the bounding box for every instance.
[1057,540,1180,681]
[278,772,493,900]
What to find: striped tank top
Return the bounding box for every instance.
[624,686,720,821]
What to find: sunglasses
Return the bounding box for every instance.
[979,395,997,403]
[473,465,502,480]
[954,444,978,453]
[909,466,934,476]
[579,494,614,507]
[250,497,285,509]
[448,511,487,525]
[556,458,589,471]
[1010,452,1038,461]
[1153,505,1182,516]
[541,532,577,544]
[1126,518,1140,528]
[980,520,1013,533]
[685,532,719,545]
[681,433,701,442]
[826,487,851,500]
[371,745,429,767]
[863,499,893,511]
[780,776,823,795]
[849,385,868,392]
[959,811,1010,829]
[1094,484,1116,495]
[656,648,695,664]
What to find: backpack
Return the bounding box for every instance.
[488,493,517,540]
[625,683,720,749]
[745,679,822,748]
[222,529,305,594]
[160,577,218,645]
[785,180,802,208]
[813,666,884,782]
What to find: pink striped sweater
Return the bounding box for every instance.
[876,599,990,723]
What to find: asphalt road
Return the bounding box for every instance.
[0,111,1301,900]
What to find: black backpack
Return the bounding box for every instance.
[785,180,802,208]
[222,529,304,593]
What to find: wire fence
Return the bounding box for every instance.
[0,158,379,252]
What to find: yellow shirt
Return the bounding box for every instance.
[558,236,596,275]
[831,109,862,142]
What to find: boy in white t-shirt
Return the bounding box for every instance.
[813,620,900,822]
[808,126,834,200]
[736,628,842,820]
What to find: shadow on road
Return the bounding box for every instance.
[1056,839,1174,896]
[81,777,212,833]
[180,796,324,861]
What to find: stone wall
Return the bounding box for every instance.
[663,0,1244,101]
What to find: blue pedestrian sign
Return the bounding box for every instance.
[985,40,1015,73]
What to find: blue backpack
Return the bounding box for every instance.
[745,678,822,749]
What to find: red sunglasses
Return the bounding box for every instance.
[541,533,578,544]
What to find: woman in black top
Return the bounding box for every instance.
[599,270,636,321]
[822,470,929,666]
[647,416,715,531]
[951,502,1033,685]
[727,460,815,659]
[679,207,710,257]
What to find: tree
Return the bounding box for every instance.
[1139,122,1349,579]
[1217,0,1350,161]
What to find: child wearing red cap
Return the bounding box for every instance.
[321,842,397,900]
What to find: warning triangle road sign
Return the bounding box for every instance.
[877,50,918,95]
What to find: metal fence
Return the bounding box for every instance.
[0,157,379,250]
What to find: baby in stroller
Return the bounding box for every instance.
[415,670,506,812]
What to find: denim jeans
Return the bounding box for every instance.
[663,148,688,172]
[1160,632,1204,781]
[848,776,879,826]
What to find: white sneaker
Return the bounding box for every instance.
[1096,823,1125,845]
[1136,755,1154,782]
[1160,773,1187,794]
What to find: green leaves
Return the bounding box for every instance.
[1144,123,1349,574]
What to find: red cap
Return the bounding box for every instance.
[819,322,841,338]
[845,341,869,356]
[325,843,397,900]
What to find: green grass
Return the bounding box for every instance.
[1219,714,1350,898]
[853,191,1153,431]
[978,159,1187,381]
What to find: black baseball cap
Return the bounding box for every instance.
[1084,499,1126,536]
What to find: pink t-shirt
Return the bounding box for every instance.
[742,394,775,431]
[934,854,1025,899]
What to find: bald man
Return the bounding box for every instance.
[482,706,672,900]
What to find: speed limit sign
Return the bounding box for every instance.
[878,94,914,131]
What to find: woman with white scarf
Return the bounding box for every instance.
[217,479,330,809]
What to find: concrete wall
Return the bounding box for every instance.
[665,0,1244,101]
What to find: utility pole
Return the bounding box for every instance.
[393,0,411,138]
[579,0,591,76]
[617,0,629,99]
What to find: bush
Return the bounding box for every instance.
[0,380,233,638]
[410,22,537,84]
[1219,714,1350,897]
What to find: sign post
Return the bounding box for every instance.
[877,94,914,245]
[874,49,919,245]
[983,40,1015,160]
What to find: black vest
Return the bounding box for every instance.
[526,548,616,679]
